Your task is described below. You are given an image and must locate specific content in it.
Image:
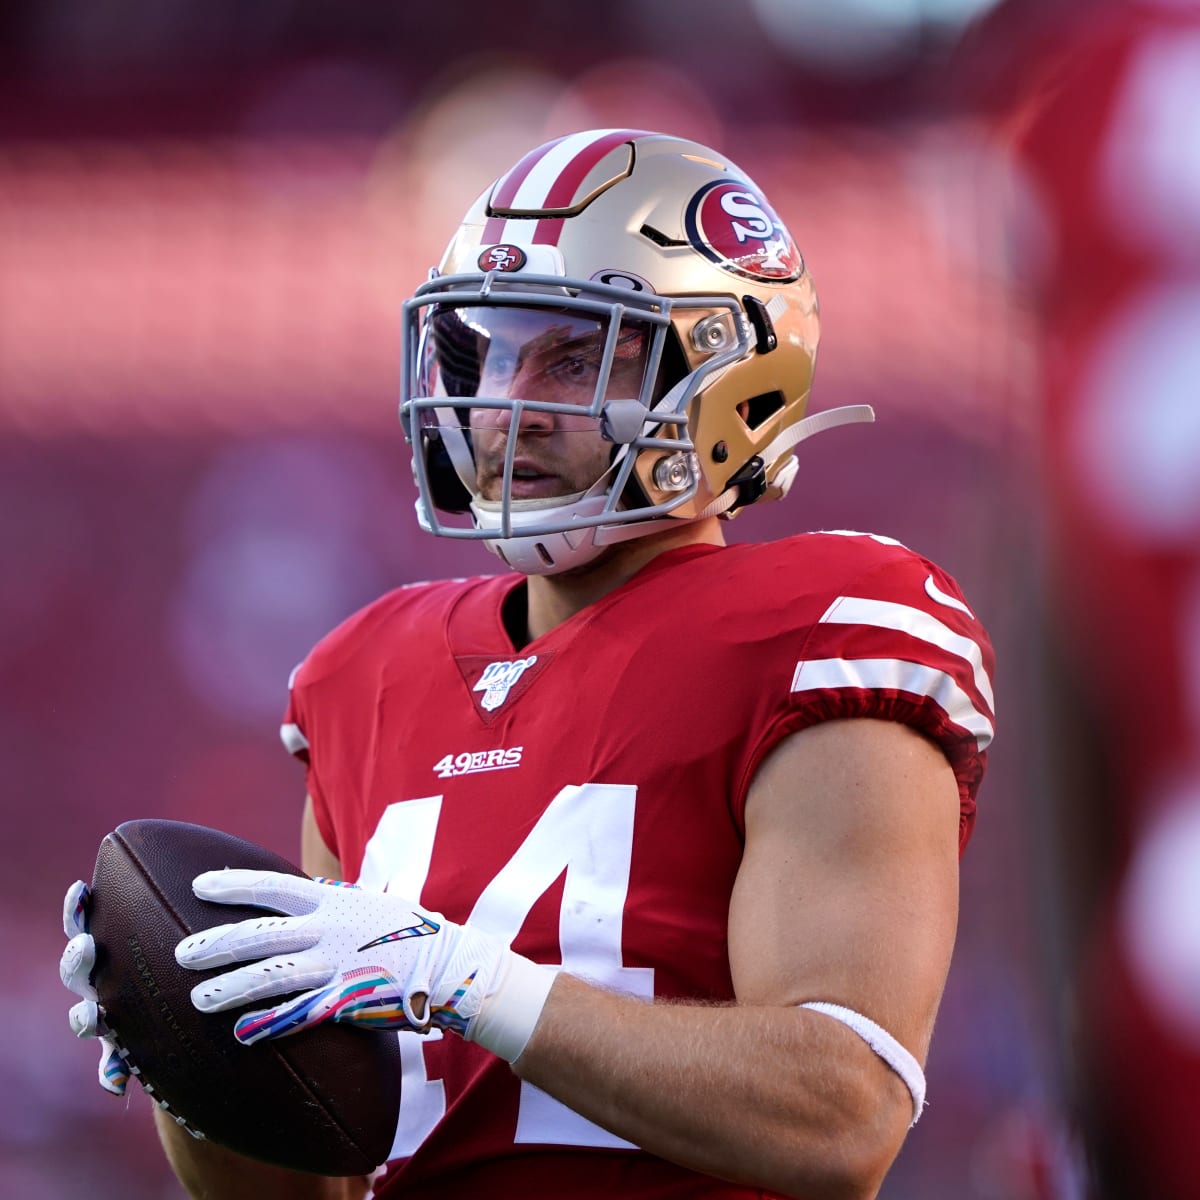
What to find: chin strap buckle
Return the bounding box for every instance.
[726,455,768,511]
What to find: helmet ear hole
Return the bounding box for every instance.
[740,391,785,430]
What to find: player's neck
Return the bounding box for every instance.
[521,518,725,645]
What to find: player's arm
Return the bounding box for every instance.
[512,717,960,1200]
[301,791,343,879]
[153,1108,370,1200]
[181,721,959,1198]
[154,796,371,1200]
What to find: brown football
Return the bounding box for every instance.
[86,818,401,1175]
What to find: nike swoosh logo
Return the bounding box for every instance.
[924,574,974,618]
[357,914,441,952]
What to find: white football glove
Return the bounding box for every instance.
[59,880,135,1095]
[175,870,557,1062]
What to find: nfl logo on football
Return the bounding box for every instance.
[473,655,537,711]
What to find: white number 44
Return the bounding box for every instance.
[357,783,654,1157]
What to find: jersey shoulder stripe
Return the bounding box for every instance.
[817,594,995,712]
[781,539,996,755]
[790,656,994,749]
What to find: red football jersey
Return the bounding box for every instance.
[280,532,995,1198]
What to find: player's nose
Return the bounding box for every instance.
[493,398,555,434]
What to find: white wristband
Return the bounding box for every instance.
[466,952,558,1063]
[801,1001,927,1125]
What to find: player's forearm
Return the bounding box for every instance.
[154,1107,370,1200]
[511,974,912,1200]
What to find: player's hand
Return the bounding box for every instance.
[175,869,556,1061]
[59,880,133,1095]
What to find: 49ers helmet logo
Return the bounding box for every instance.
[684,181,803,283]
[477,244,527,272]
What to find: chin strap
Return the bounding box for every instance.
[695,403,877,520]
[453,402,877,560]
[769,403,875,459]
[595,403,875,543]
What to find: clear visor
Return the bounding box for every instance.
[418,303,656,414]
[414,303,662,510]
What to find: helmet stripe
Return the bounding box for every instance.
[483,135,572,242]
[491,135,571,209]
[509,130,610,208]
[508,128,636,211]
[483,129,647,249]
[532,217,563,246]
[540,127,647,209]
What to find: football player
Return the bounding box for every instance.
[63,129,995,1200]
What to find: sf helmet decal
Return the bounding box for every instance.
[477,244,528,272]
[684,180,803,283]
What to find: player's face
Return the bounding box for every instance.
[426,306,651,502]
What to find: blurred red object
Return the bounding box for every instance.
[1012,3,1200,1196]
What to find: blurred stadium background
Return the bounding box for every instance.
[3,1,1197,1196]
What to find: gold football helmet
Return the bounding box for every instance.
[399,128,872,574]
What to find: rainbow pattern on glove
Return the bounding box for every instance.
[102,1048,130,1092]
[339,997,410,1028]
[357,915,440,952]
[430,970,478,1036]
[233,966,404,1044]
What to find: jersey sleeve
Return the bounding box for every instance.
[746,540,996,852]
[279,656,339,857]
[274,579,472,871]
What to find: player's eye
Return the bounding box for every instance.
[553,355,597,382]
[484,350,517,378]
